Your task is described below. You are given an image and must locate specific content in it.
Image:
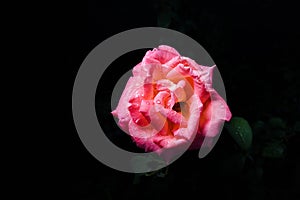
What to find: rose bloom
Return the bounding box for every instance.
[112,45,231,152]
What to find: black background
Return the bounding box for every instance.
[65,1,300,199]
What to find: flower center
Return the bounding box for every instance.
[172,102,183,112]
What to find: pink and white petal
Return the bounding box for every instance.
[142,82,155,100]
[198,89,232,138]
[158,45,180,56]
[167,92,177,109]
[166,64,191,82]
[132,63,143,77]
[112,76,144,132]
[128,120,158,139]
[132,62,164,80]
[156,79,176,91]
[153,91,170,107]
[181,57,202,70]
[160,136,186,149]
[173,80,187,102]
[199,65,216,86]
[193,78,210,103]
[167,110,188,126]
[173,94,202,141]
[132,136,161,152]
[163,56,181,69]
[135,63,170,85]
[132,122,170,152]
[154,104,187,126]
[141,54,162,65]
[148,106,168,132]
[142,45,180,65]
[139,100,153,113]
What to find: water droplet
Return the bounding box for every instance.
[202,71,208,76]
[180,65,190,71]
[141,94,144,97]
[135,92,141,98]
[135,119,141,124]
[156,100,161,104]
[239,134,245,142]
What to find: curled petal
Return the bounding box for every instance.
[174,94,202,141]
[142,45,180,65]
[190,89,232,149]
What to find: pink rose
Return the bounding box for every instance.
[112,45,232,152]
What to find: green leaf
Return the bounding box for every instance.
[262,141,286,158]
[226,117,253,151]
[268,117,286,129]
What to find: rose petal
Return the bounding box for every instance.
[142,45,180,65]
[189,89,232,149]
[128,120,157,139]
[148,106,168,132]
[139,100,153,113]
[154,104,188,127]
[112,76,144,132]
[173,94,202,141]
[132,121,170,152]
[153,91,170,107]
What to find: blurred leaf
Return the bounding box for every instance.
[262,141,286,158]
[226,117,253,151]
[268,117,286,129]
[131,155,165,173]
[154,166,169,178]
[294,121,300,134]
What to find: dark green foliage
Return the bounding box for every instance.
[225,117,253,151]
[252,117,288,159]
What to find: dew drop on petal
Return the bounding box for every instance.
[156,100,161,104]
[135,119,141,124]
